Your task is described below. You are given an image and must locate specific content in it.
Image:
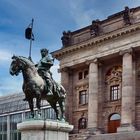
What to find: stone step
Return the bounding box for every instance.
[70,133,89,140]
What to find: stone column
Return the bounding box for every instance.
[60,67,73,124]
[87,59,100,134]
[117,48,135,132]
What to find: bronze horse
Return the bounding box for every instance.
[9,55,66,121]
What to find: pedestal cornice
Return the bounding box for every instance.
[17,120,73,132]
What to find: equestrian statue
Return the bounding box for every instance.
[9,48,66,121]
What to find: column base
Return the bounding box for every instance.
[117,124,135,132]
[87,127,101,135]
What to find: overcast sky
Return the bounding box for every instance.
[0,0,140,96]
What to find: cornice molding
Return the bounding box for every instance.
[52,22,140,59]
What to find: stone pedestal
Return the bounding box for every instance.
[17,120,73,140]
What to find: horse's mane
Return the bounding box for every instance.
[18,56,35,67]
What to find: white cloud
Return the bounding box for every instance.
[68,0,95,28]
[0,49,12,61]
[0,50,11,61]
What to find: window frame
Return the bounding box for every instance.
[110,85,120,101]
[78,72,83,80]
[84,70,88,79]
[78,70,89,80]
[79,90,88,105]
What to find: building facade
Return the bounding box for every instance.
[0,93,56,140]
[52,6,140,139]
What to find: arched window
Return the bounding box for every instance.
[110,113,121,121]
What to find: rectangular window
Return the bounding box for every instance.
[78,70,88,80]
[0,116,7,140]
[110,85,120,101]
[10,113,22,140]
[78,72,83,80]
[84,70,88,78]
[79,90,88,105]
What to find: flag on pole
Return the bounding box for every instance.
[25,19,34,61]
[25,19,34,40]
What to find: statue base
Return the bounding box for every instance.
[17,120,73,140]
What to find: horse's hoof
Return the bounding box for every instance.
[61,118,66,122]
[56,117,60,121]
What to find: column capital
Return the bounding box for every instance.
[58,67,72,74]
[85,58,101,65]
[119,48,133,56]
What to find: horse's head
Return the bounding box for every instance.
[9,55,24,76]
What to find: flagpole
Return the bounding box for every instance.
[29,18,34,60]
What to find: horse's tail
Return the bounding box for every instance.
[53,82,66,98]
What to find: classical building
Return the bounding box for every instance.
[0,93,56,140]
[52,6,140,139]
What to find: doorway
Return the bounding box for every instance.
[108,113,120,133]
